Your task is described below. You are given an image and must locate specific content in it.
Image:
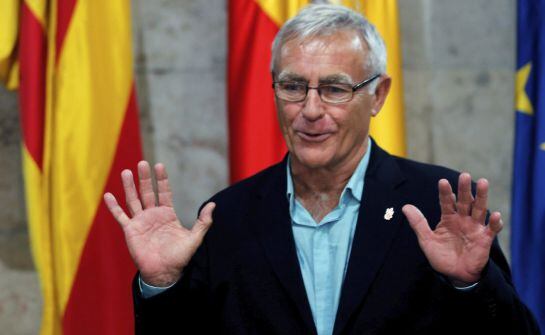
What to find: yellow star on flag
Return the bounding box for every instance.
[516,62,534,115]
[540,142,545,151]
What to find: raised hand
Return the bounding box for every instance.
[402,173,503,286]
[104,161,215,287]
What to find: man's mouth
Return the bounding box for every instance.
[296,131,332,142]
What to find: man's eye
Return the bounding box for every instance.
[281,83,305,92]
[322,85,350,94]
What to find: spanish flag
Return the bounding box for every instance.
[1,0,142,334]
[228,0,406,183]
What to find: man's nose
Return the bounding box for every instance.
[301,87,325,121]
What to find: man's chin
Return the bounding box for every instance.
[290,152,333,170]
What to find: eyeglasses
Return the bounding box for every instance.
[272,73,381,104]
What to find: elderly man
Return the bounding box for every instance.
[104,4,539,335]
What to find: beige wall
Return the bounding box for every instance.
[0,0,516,332]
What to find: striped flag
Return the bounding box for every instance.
[0,0,19,89]
[228,0,406,183]
[2,0,142,334]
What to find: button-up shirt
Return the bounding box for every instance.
[286,140,371,335]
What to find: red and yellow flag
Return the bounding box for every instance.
[228,0,406,183]
[2,0,142,334]
[0,0,19,89]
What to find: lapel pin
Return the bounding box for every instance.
[384,207,394,221]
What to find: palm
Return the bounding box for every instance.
[104,161,215,287]
[403,173,503,285]
[124,207,191,279]
[419,212,495,283]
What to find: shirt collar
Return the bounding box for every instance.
[286,139,372,203]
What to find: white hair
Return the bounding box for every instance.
[270,3,387,91]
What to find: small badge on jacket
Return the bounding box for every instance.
[384,207,394,221]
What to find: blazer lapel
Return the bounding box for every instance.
[333,142,407,335]
[250,161,317,335]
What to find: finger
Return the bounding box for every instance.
[438,179,456,215]
[191,202,216,241]
[456,172,474,216]
[471,178,489,223]
[122,169,143,215]
[402,204,433,242]
[487,211,503,236]
[104,192,130,227]
[155,163,174,207]
[138,161,156,209]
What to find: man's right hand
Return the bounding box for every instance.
[103,161,215,287]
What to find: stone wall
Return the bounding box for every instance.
[0,0,516,332]
[399,0,515,252]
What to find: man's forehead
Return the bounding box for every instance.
[279,31,366,59]
[275,31,366,82]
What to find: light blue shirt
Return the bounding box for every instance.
[287,140,371,335]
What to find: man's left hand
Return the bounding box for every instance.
[402,173,503,287]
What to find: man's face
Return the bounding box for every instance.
[274,30,389,171]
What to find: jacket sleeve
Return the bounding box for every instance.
[132,239,212,335]
[444,238,541,334]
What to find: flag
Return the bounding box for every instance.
[228,0,309,183]
[228,0,406,183]
[1,0,143,334]
[512,0,545,331]
[0,0,19,89]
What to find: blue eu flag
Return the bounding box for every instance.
[512,0,545,331]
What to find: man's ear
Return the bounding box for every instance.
[371,75,392,117]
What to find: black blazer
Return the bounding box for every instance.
[133,141,539,335]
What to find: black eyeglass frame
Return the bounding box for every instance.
[272,73,382,103]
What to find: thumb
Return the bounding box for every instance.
[191,202,216,240]
[402,204,432,242]
[487,211,503,236]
